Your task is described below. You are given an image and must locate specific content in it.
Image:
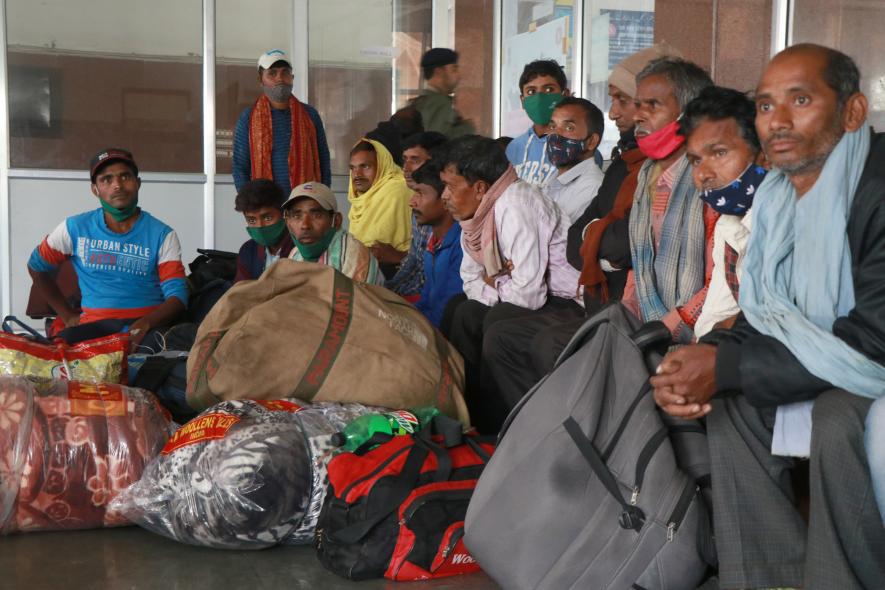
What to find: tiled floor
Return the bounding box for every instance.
[0,527,502,590]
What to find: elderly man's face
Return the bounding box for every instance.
[686,117,759,192]
[440,164,484,221]
[754,50,843,177]
[633,74,681,138]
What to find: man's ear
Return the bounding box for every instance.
[585,132,601,154]
[333,212,343,228]
[473,180,490,198]
[562,88,571,97]
[91,184,99,198]
[136,177,142,191]
[842,92,869,133]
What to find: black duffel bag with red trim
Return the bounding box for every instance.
[316,416,494,581]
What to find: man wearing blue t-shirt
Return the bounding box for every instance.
[232,49,331,194]
[28,148,188,347]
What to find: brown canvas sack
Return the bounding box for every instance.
[186,260,469,424]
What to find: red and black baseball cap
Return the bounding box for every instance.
[89,148,139,183]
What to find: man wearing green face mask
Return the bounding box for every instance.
[284,182,384,285]
[233,179,294,283]
[505,59,570,187]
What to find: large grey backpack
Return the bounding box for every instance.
[464,304,713,590]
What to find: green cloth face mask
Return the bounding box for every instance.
[292,228,337,262]
[100,198,139,222]
[246,219,287,247]
[522,92,564,126]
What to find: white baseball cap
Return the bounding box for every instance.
[258,49,291,71]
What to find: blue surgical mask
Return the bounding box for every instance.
[701,163,767,216]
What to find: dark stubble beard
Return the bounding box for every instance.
[769,114,844,177]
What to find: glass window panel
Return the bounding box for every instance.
[583,0,655,158]
[308,0,392,176]
[792,0,885,131]
[500,0,579,138]
[6,0,202,171]
[215,0,294,175]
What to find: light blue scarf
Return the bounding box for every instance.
[740,125,885,457]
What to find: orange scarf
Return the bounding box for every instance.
[248,95,321,188]
[579,148,646,302]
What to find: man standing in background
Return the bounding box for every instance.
[412,48,475,139]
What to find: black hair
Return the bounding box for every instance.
[390,105,424,138]
[554,97,605,139]
[234,179,285,213]
[365,124,403,165]
[411,159,445,197]
[790,43,861,110]
[402,131,448,157]
[494,136,513,151]
[518,59,567,94]
[636,57,713,110]
[350,140,376,158]
[442,135,509,185]
[679,86,760,151]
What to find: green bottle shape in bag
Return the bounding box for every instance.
[331,407,440,451]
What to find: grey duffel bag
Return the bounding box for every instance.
[464,304,713,590]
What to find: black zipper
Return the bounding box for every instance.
[602,381,652,461]
[666,480,698,542]
[339,445,412,500]
[402,488,474,523]
[629,426,669,505]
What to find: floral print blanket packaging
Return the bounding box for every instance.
[0,376,173,533]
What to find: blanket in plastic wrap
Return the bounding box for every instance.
[0,377,173,533]
[111,398,378,549]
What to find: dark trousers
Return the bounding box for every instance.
[446,296,582,434]
[483,309,586,414]
[708,390,885,589]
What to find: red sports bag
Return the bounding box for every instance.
[316,415,493,581]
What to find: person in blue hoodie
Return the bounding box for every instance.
[410,160,463,329]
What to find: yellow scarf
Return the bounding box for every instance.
[347,139,413,252]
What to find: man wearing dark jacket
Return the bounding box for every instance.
[651,44,885,590]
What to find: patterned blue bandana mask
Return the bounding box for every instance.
[545,134,588,168]
[701,163,767,216]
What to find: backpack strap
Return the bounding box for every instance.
[563,416,646,533]
[2,315,52,344]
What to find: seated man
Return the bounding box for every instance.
[621,56,717,344]
[380,131,448,299]
[410,160,463,328]
[347,139,413,267]
[652,44,885,589]
[233,179,294,283]
[542,97,605,225]
[285,182,383,285]
[443,135,582,432]
[28,148,187,346]
[681,86,767,338]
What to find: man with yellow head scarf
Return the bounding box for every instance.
[347,138,413,260]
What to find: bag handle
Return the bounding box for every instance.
[2,315,52,345]
[328,441,431,545]
[563,416,646,533]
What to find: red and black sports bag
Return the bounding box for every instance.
[316,416,494,581]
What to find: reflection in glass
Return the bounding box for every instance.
[6,0,203,171]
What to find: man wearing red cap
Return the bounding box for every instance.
[28,148,188,347]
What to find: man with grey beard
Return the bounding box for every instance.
[652,44,885,589]
[233,49,330,193]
